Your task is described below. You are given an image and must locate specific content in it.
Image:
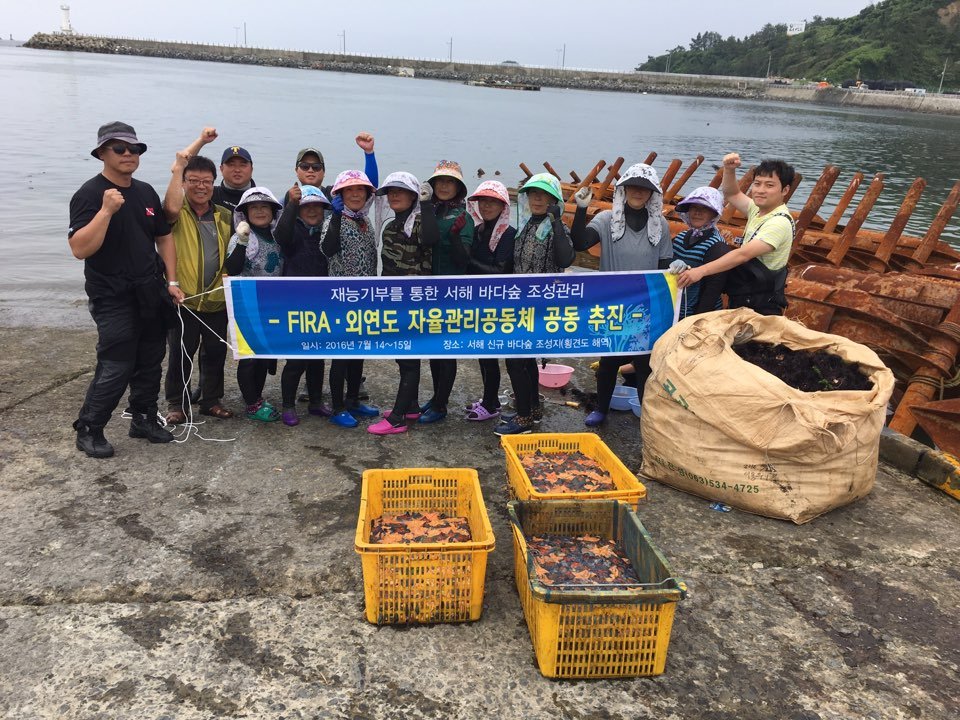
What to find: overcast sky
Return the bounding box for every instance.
[2,0,876,71]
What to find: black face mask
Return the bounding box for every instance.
[625,204,649,232]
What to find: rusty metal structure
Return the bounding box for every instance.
[519,157,960,452]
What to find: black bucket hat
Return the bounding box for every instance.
[90,121,147,159]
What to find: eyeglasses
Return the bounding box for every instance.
[298,162,324,172]
[107,143,143,156]
[185,178,214,188]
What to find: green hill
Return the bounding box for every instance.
[638,0,960,89]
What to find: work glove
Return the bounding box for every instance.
[331,194,344,215]
[236,220,251,246]
[546,203,562,221]
[574,186,593,208]
[668,259,690,275]
[419,181,433,203]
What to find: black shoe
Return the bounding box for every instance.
[189,383,201,405]
[74,421,115,458]
[129,413,175,444]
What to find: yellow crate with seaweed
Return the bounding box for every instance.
[500,432,646,507]
[355,468,495,624]
[509,499,686,678]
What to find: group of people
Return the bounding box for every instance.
[68,120,796,458]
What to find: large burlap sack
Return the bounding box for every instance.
[640,308,895,523]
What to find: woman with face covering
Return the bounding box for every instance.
[273,184,335,426]
[465,180,516,421]
[225,187,285,422]
[321,170,382,428]
[417,160,474,424]
[570,163,673,427]
[494,173,574,437]
[365,172,441,436]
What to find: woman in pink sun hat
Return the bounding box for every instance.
[321,167,383,429]
[464,180,516,422]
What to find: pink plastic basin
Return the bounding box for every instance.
[538,364,574,388]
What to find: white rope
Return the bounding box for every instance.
[168,302,237,444]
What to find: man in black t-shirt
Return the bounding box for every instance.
[68,121,186,458]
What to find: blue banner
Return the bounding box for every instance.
[224,272,679,359]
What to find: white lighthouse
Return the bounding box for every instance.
[59,5,74,35]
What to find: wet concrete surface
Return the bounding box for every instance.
[0,324,958,719]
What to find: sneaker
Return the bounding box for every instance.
[282,409,300,427]
[531,406,543,425]
[419,399,432,414]
[347,402,380,418]
[308,404,334,417]
[74,421,115,458]
[129,413,174,443]
[418,408,447,424]
[494,416,533,436]
[329,410,359,428]
[585,410,606,427]
[368,418,407,435]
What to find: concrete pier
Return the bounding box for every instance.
[0,322,957,718]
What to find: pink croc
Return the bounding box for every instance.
[466,404,501,422]
[367,418,407,435]
[383,409,421,420]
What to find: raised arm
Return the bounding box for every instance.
[162,127,218,223]
[721,152,751,215]
[569,187,601,250]
[356,133,378,187]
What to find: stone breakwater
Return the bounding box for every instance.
[22,33,764,100]
[24,33,960,115]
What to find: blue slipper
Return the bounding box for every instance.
[584,410,606,427]
[329,410,359,428]
[418,408,448,424]
[347,403,380,418]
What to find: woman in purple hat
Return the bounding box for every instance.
[669,186,730,319]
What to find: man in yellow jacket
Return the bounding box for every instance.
[162,127,234,424]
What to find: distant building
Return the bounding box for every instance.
[787,21,806,36]
[59,5,74,35]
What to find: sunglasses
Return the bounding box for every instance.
[297,162,324,172]
[107,143,143,156]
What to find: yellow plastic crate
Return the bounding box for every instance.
[355,468,495,624]
[500,432,647,508]
[508,499,686,679]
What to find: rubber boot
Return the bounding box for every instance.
[129,413,175,443]
[74,420,115,458]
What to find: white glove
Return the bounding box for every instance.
[574,186,593,208]
[419,181,433,203]
[669,259,690,275]
[236,220,251,245]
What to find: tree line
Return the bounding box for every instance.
[638,0,959,90]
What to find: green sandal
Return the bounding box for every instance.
[246,401,280,422]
